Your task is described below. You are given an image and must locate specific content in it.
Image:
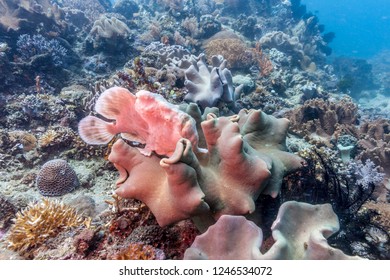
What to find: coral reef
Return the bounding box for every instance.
[0,0,388,262]
[357,118,390,201]
[56,0,106,22]
[113,0,139,19]
[36,159,79,196]
[7,199,90,257]
[141,42,191,69]
[259,31,310,69]
[184,201,362,260]
[361,201,390,233]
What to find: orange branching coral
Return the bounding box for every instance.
[252,43,273,77]
[7,199,90,255]
[112,243,163,260]
[204,38,255,69]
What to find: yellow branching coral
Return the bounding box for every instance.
[7,199,90,255]
[38,129,58,148]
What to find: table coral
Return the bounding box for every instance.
[78,87,303,229]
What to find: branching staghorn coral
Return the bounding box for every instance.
[78,87,303,230]
[16,34,68,67]
[7,199,90,256]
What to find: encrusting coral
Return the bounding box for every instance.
[78,86,303,229]
[7,199,90,256]
[184,201,363,260]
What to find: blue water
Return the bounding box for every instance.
[302,0,390,58]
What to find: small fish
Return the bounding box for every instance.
[78,87,199,156]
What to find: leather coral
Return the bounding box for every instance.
[78,87,303,228]
[184,201,363,260]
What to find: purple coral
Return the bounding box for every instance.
[16,34,68,67]
[36,159,79,196]
[348,159,385,189]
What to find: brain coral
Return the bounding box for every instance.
[36,159,79,196]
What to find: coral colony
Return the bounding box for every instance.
[0,0,389,260]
